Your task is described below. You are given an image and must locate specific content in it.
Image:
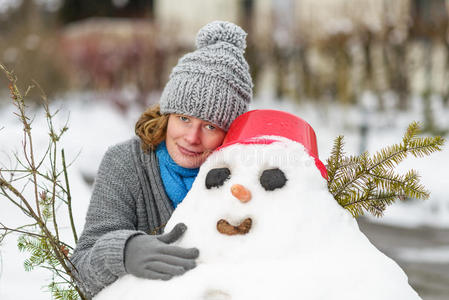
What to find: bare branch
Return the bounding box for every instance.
[62,149,78,244]
[0,181,33,217]
[1,64,86,300]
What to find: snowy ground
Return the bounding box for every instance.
[0,91,448,299]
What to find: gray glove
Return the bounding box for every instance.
[124,223,199,280]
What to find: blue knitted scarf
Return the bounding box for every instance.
[155,141,199,208]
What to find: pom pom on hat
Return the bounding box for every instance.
[196,21,247,51]
[160,21,253,131]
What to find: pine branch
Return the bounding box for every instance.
[369,145,406,171]
[365,191,397,217]
[369,168,404,191]
[326,135,345,183]
[331,152,370,200]
[407,136,444,157]
[327,121,445,218]
[403,121,420,145]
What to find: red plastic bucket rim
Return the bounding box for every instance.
[218,109,328,180]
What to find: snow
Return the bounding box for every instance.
[0,92,448,299]
[95,139,420,300]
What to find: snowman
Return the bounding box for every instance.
[95,110,421,300]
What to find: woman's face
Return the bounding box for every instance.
[165,114,226,168]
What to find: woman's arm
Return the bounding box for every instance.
[71,142,144,298]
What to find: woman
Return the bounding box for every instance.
[71,21,253,298]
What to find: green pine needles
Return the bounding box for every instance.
[327,121,445,218]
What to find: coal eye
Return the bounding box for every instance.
[260,168,287,191]
[205,167,231,189]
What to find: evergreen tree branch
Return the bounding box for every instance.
[327,121,445,218]
[407,136,444,157]
[331,154,370,200]
[335,155,360,170]
[369,169,405,191]
[369,144,407,173]
[326,135,344,183]
[403,121,420,145]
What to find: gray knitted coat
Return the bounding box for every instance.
[71,138,174,298]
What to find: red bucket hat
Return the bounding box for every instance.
[218,109,328,180]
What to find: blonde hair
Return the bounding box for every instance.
[135,104,169,152]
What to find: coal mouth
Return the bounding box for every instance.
[216,218,252,235]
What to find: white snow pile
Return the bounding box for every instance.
[95,138,421,300]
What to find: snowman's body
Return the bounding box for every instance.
[95,138,421,300]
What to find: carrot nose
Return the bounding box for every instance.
[231,184,252,203]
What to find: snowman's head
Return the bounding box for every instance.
[165,111,349,262]
[205,136,325,236]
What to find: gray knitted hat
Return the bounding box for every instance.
[159,21,253,131]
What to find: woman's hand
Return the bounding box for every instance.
[124,223,199,280]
